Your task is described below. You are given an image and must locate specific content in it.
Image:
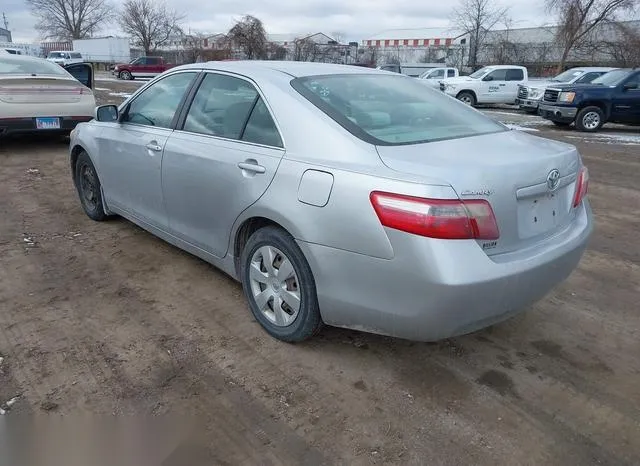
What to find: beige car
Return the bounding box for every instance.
[0,53,95,137]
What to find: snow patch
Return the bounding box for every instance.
[565,133,640,146]
[109,92,132,98]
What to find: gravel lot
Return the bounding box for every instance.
[1,77,639,465]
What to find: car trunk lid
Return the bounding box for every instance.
[0,76,89,104]
[376,130,581,256]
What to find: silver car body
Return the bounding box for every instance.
[70,61,593,341]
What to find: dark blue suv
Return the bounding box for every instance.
[538,69,640,131]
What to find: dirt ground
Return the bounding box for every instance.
[0,77,639,465]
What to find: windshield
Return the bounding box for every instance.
[592,69,632,87]
[0,56,68,75]
[469,67,492,79]
[551,69,583,82]
[47,52,67,59]
[291,74,506,146]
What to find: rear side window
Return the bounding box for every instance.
[183,73,282,147]
[291,74,505,146]
[447,69,456,77]
[506,69,524,81]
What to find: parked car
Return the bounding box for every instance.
[0,54,95,137]
[539,68,640,131]
[46,50,84,66]
[113,56,175,80]
[440,65,528,106]
[418,67,459,87]
[517,67,616,113]
[69,61,592,342]
[376,62,442,77]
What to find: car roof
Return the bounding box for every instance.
[175,60,384,79]
[568,67,617,71]
[482,65,526,69]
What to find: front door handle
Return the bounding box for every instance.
[145,142,162,152]
[238,161,266,174]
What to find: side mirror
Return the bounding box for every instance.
[95,105,119,122]
[483,75,494,82]
[623,82,638,91]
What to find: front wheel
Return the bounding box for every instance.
[575,106,604,132]
[457,91,476,106]
[74,151,109,221]
[241,226,323,342]
[119,70,133,80]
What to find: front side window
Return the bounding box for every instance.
[292,74,505,146]
[147,57,160,65]
[123,72,196,128]
[574,72,602,84]
[623,73,640,90]
[593,70,632,87]
[486,69,507,81]
[427,69,444,79]
[70,53,82,59]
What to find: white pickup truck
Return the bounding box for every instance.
[440,65,528,106]
[418,67,459,87]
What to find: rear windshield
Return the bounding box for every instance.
[0,56,68,75]
[291,74,506,145]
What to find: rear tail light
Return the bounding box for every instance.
[573,166,589,208]
[370,191,499,240]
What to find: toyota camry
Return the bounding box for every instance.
[69,61,593,342]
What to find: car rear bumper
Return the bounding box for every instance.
[0,116,93,137]
[539,104,577,122]
[299,200,593,341]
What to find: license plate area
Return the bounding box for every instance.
[35,117,61,129]
[517,191,569,239]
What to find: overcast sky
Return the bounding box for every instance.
[4,0,553,43]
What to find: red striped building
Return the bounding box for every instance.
[362,28,468,48]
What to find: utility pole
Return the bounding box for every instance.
[2,12,8,30]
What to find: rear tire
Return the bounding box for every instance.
[74,151,109,222]
[119,70,133,80]
[457,91,476,106]
[241,226,323,342]
[575,106,604,132]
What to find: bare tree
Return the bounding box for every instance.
[118,0,183,55]
[293,38,321,62]
[227,15,268,60]
[547,0,638,72]
[594,21,640,66]
[452,0,509,69]
[26,0,114,40]
[182,33,206,63]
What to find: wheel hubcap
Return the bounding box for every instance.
[583,112,600,129]
[249,245,301,327]
[80,164,98,210]
[460,95,472,105]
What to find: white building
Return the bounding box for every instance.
[361,27,469,67]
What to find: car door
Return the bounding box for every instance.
[131,57,147,78]
[146,57,163,77]
[504,68,525,103]
[611,72,640,123]
[479,69,507,103]
[64,63,94,90]
[162,72,285,258]
[96,71,198,228]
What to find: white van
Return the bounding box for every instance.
[46,51,84,66]
[376,62,442,78]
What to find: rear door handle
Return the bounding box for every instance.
[238,161,266,174]
[145,142,162,152]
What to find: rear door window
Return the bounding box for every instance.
[447,69,456,77]
[506,69,525,81]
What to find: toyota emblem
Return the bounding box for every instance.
[547,169,560,191]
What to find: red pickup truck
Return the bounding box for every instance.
[113,56,175,80]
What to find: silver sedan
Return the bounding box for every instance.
[69,61,593,342]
